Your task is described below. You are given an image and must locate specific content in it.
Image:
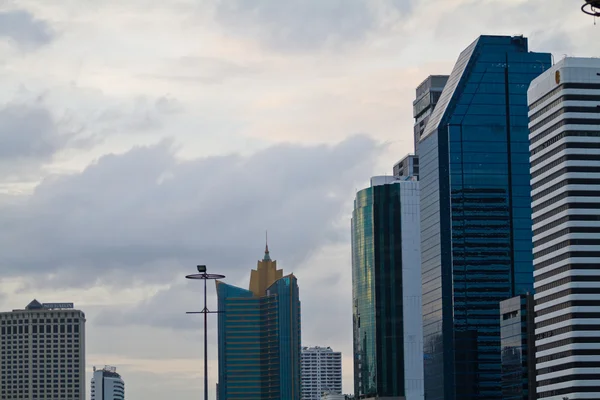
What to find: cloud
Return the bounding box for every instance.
[0,104,64,159]
[143,57,261,85]
[213,0,414,51]
[0,103,87,182]
[0,135,381,289]
[0,9,54,50]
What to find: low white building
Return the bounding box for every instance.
[301,346,342,400]
[91,366,125,400]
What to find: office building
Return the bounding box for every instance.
[500,294,535,400]
[413,75,449,150]
[528,57,600,400]
[0,300,86,400]
[393,154,419,179]
[351,175,423,400]
[217,245,301,400]
[91,366,124,400]
[301,346,342,400]
[417,35,551,400]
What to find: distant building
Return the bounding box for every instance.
[321,393,354,400]
[528,57,600,400]
[0,299,86,400]
[413,75,449,151]
[393,154,419,179]
[500,294,535,400]
[301,346,342,400]
[217,245,301,400]
[91,366,125,400]
[352,176,423,400]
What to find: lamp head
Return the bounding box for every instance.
[197,265,207,273]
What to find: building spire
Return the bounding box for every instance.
[263,230,271,261]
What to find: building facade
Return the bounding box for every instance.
[500,294,535,400]
[351,176,423,400]
[413,75,449,151]
[301,346,342,400]
[217,246,301,400]
[90,366,124,400]
[0,300,86,400]
[528,57,600,400]
[321,393,353,400]
[417,35,551,400]
[393,154,419,179]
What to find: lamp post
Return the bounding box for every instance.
[582,0,600,17]
[186,265,225,400]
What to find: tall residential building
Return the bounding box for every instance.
[500,294,535,400]
[217,246,301,400]
[413,75,449,151]
[393,154,419,179]
[0,300,86,400]
[417,35,551,400]
[301,346,342,400]
[528,57,600,400]
[351,175,423,400]
[90,366,124,400]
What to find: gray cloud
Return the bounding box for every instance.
[0,104,63,159]
[0,9,54,50]
[0,103,85,182]
[0,135,381,288]
[213,0,414,51]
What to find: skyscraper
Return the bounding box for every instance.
[417,35,551,400]
[301,346,342,400]
[91,366,124,400]
[528,57,600,400]
[351,175,423,400]
[217,246,301,400]
[0,300,86,400]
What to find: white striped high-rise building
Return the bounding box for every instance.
[301,346,342,400]
[529,57,600,400]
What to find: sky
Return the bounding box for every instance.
[0,0,597,399]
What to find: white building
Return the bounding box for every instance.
[528,57,600,400]
[0,299,86,400]
[301,346,342,400]
[91,366,125,400]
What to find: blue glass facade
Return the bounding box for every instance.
[418,36,551,400]
[217,273,301,400]
[352,180,405,399]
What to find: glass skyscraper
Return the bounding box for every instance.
[352,176,423,400]
[417,35,551,400]
[216,246,301,400]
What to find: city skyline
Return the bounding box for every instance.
[0,1,597,400]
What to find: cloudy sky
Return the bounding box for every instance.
[0,0,597,398]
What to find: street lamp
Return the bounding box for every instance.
[186,265,225,400]
[582,0,600,17]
